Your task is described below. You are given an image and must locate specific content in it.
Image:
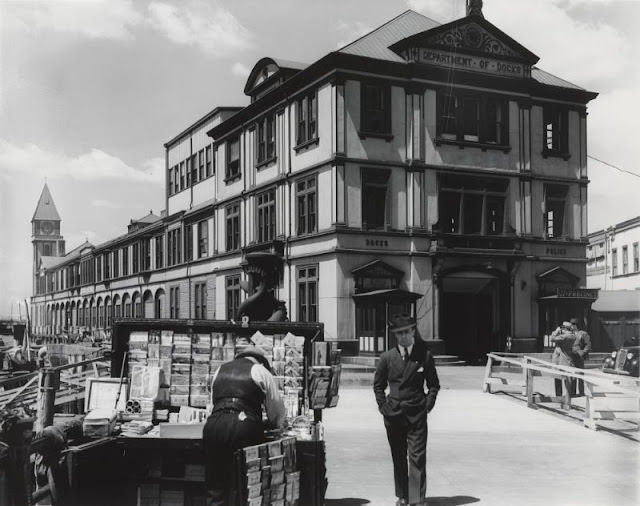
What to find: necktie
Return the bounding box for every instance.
[403,347,409,362]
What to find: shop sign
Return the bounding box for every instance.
[556,288,598,299]
[412,48,526,78]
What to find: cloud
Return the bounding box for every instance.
[4,0,143,40]
[91,199,119,208]
[147,1,253,56]
[232,63,250,78]
[406,0,464,22]
[335,20,373,49]
[0,139,163,184]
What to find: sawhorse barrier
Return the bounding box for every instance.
[484,352,640,431]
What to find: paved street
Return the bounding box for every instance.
[323,366,639,506]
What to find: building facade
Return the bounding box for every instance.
[31,4,598,361]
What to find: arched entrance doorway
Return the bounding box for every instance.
[440,268,509,363]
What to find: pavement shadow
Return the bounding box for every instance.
[427,496,480,505]
[324,499,371,506]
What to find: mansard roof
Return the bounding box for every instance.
[32,184,61,222]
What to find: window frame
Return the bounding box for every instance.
[296,175,317,236]
[297,265,318,322]
[256,113,276,167]
[225,203,241,252]
[633,242,639,273]
[295,91,319,150]
[542,105,570,160]
[622,245,629,275]
[205,145,213,177]
[361,168,391,231]
[256,189,276,244]
[436,89,510,151]
[194,282,207,320]
[225,275,241,321]
[543,184,568,239]
[359,82,392,140]
[197,220,209,259]
[612,248,618,277]
[155,236,164,269]
[225,135,241,183]
[169,286,180,319]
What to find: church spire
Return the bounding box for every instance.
[466,0,484,18]
[32,183,61,222]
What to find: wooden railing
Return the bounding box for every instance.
[483,352,640,431]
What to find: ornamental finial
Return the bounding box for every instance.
[466,0,484,18]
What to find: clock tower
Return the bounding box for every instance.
[32,184,66,294]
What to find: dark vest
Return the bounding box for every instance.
[211,358,265,416]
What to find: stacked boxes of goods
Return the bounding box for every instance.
[129,331,149,367]
[158,331,174,407]
[282,333,306,419]
[242,437,299,506]
[170,333,192,407]
[190,334,211,407]
[209,333,226,378]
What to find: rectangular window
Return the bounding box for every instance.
[437,91,508,146]
[186,158,191,188]
[226,135,241,181]
[205,145,213,177]
[168,167,174,195]
[122,247,129,276]
[179,162,185,191]
[543,106,569,156]
[298,266,318,322]
[198,220,209,258]
[155,236,164,269]
[361,83,391,135]
[184,224,193,262]
[169,286,180,319]
[226,203,240,251]
[612,248,618,276]
[634,243,639,272]
[296,92,318,145]
[256,190,276,243]
[113,251,119,278]
[194,282,207,320]
[96,256,102,282]
[438,175,508,235]
[226,275,241,321]
[167,229,182,266]
[296,176,317,235]
[190,154,198,185]
[142,239,151,271]
[132,243,139,274]
[104,253,110,280]
[622,245,628,275]
[544,184,568,239]
[362,168,390,230]
[198,149,205,181]
[173,165,179,193]
[257,114,276,165]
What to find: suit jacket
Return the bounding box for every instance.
[550,330,576,367]
[373,339,440,423]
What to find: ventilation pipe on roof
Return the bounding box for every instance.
[466,0,484,18]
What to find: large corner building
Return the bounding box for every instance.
[30,2,598,361]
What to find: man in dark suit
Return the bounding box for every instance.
[373,313,440,506]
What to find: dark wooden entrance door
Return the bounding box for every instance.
[356,302,386,354]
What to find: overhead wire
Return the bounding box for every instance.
[588,155,640,180]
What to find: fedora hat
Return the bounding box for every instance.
[388,313,416,333]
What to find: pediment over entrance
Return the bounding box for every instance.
[352,260,404,293]
[389,17,539,79]
[536,266,581,298]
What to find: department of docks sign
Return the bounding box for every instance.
[407,48,527,79]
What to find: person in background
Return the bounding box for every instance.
[373,313,440,506]
[550,321,576,397]
[570,317,592,396]
[203,344,286,506]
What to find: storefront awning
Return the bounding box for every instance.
[352,288,423,302]
[591,290,640,313]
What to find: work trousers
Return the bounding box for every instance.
[384,412,428,505]
[203,409,264,506]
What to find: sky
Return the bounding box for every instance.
[0,0,639,318]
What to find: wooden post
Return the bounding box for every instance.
[583,379,597,430]
[526,359,537,409]
[521,356,528,396]
[562,376,571,410]
[482,354,493,393]
[6,417,35,506]
[35,368,60,434]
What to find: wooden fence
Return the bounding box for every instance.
[483,352,640,431]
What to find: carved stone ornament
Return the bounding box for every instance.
[430,24,520,59]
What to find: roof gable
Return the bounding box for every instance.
[244,57,307,101]
[390,16,538,79]
[32,184,61,222]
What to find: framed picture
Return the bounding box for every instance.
[85,377,129,413]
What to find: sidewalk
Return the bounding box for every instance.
[323,366,639,506]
